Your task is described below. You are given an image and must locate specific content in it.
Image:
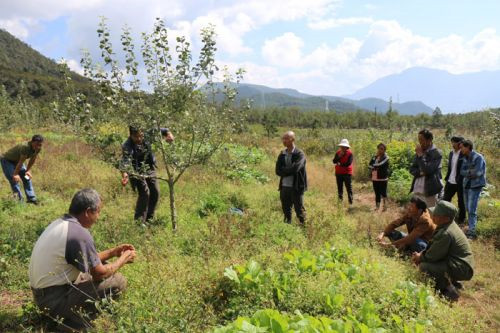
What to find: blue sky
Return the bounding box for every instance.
[1,0,500,97]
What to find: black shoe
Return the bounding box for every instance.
[452,280,463,290]
[441,284,460,302]
[466,232,477,240]
[27,199,39,205]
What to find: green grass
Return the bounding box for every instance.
[0,128,498,332]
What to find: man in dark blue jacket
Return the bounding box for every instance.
[275,131,307,226]
[409,129,443,208]
[460,140,486,239]
[442,136,466,224]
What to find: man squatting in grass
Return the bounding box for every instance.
[409,129,443,208]
[460,139,486,239]
[377,196,436,253]
[333,138,353,205]
[368,143,390,211]
[412,200,474,302]
[442,136,466,225]
[121,126,174,224]
[0,134,43,204]
[275,131,307,226]
[29,188,136,331]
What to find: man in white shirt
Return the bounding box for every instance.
[29,189,136,330]
[442,136,466,224]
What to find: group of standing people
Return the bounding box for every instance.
[274,129,486,302]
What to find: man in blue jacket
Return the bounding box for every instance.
[460,140,486,239]
[442,136,466,224]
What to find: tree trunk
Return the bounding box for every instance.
[168,179,177,231]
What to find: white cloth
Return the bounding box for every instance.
[29,218,80,289]
[448,150,460,184]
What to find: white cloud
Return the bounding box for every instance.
[218,61,282,88]
[65,59,84,75]
[0,18,37,39]
[262,33,304,67]
[308,17,373,30]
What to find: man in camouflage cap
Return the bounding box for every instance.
[412,200,474,301]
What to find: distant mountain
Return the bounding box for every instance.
[230,83,433,115]
[348,67,500,113]
[0,28,91,101]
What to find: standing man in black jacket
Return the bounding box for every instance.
[409,129,443,208]
[120,126,174,223]
[442,136,466,224]
[275,131,307,226]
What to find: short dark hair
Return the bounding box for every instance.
[450,136,464,143]
[129,125,142,136]
[462,139,473,151]
[410,196,427,211]
[418,129,433,141]
[31,134,44,142]
[69,188,101,215]
[377,143,386,150]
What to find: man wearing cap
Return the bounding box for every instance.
[0,134,44,204]
[333,139,353,205]
[442,136,466,224]
[412,200,474,301]
[409,129,443,208]
[275,131,307,226]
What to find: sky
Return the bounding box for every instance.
[1,0,500,96]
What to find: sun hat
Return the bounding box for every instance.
[338,139,350,148]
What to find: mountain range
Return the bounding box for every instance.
[348,67,500,113]
[2,27,498,114]
[231,83,433,115]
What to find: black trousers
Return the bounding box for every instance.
[130,172,160,222]
[336,174,353,204]
[442,181,466,222]
[372,180,388,203]
[280,186,306,225]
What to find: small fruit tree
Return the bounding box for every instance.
[80,17,245,230]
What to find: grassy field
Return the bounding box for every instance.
[0,127,498,332]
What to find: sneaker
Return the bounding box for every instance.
[27,199,39,205]
[441,284,460,302]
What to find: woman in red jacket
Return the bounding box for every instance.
[333,139,353,205]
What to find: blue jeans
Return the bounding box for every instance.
[387,230,428,252]
[0,158,36,201]
[464,187,481,235]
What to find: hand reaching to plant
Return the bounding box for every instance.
[376,232,391,247]
[411,252,421,265]
[114,244,135,257]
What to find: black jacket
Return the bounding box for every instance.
[444,151,464,184]
[121,137,156,173]
[368,154,390,180]
[275,148,308,193]
[409,145,443,196]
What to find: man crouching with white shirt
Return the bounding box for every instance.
[29,188,136,331]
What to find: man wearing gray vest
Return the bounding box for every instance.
[29,188,136,330]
